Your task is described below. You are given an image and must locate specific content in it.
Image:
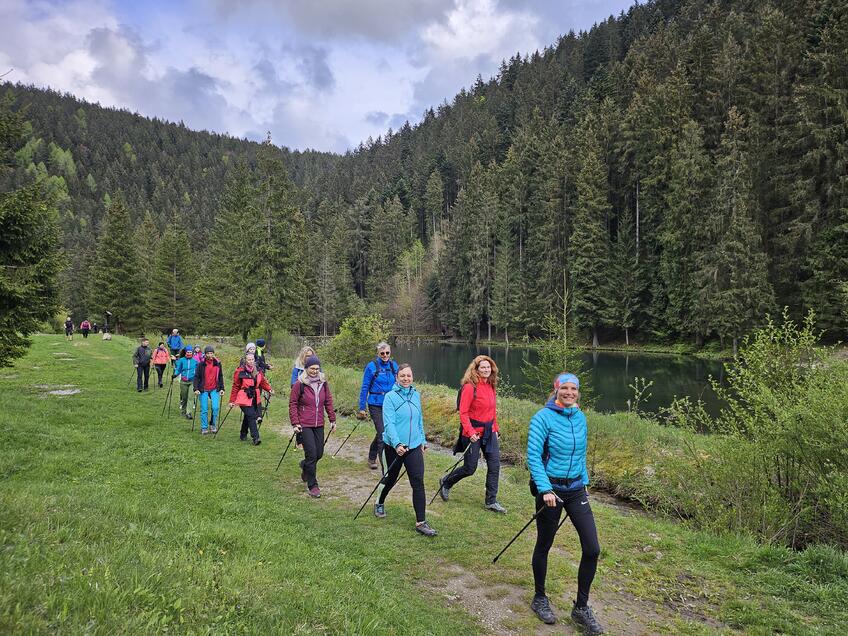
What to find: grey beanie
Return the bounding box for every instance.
[204,345,215,354]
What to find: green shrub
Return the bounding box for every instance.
[320,314,392,368]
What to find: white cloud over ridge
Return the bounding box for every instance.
[0,0,635,152]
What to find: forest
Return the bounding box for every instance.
[2,0,846,348]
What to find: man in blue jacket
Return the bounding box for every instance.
[167,328,184,360]
[357,342,398,470]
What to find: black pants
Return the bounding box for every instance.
[444,434,501,504]
[154,364,166,385]
[239,405,260,441]
[82,329,89,338]
[368,405,384,463]
[378,445,426,523]
[136,364,150,390]
[532,486,600,607]
[300,426,325,488]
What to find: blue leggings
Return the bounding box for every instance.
[199,391,220,430]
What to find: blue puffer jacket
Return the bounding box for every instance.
[382,384,426,450]
[167,334,184,351]
[358,358,399,410]
[173,356,198,382]
[526,398,589,494]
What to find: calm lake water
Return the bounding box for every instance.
[390,340,726,416]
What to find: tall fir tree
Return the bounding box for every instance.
[147,221,196,333]
[89,200,144,333]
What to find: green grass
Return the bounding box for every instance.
[1,335,847,634]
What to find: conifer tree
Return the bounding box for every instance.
[89,200,144,333]
[424,170,444,237]
[606,211,643,345]
[134,210,159,320]
[147,222,196,332]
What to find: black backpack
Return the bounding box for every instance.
[367,358,398,394]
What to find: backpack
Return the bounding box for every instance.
[367,358,398,394]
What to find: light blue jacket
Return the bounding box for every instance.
[382,384,426,450]
[526,398,589,493]
[173,356,198,382]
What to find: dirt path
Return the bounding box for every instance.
[265,417,729,635]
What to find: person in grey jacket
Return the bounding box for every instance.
[133,338,153,392]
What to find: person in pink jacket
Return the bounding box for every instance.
[151,342,171,388]
[289,355,336,498]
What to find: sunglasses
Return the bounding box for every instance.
[379,351,391,356]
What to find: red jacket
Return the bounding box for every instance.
[289,373,336,428]
[459,380,499,437]
[229,365,271,407]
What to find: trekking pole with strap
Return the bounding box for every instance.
[161,374,176,417]
[324,426,334,446]
[127,367,136,388]
[275,430,297,471]
[332,419,362,457]
[257,392,271,431]
[429,441,476,505]
[353,455,402,520]
[213,404,234,438]
[191,394,198,432]
[492,493,563,564]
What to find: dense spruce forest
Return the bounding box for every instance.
[3,0,846,347]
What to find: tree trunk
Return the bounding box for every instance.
[592,326,599,349]
[625,327,630,346]
[732,336,738,357]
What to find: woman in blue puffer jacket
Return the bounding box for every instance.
[526,372,604,634]
[372,363,437,537]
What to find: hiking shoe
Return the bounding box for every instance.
[531,595,557,625]
[415,521,437,537]
[485,502,507,514]
[184,413,193,420]
[210,426,217,434]
[374,503,386,518]
[201,429,209,435]
[252,438,261,446]
[158,383,163,388]
[240,436,247,441]
[368,459,379,470]
[571,604,604,634]
[308,486,321,498]
[137,389,142,393]
[299,460,307,482]
[438,476,450,501]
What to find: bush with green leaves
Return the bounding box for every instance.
[319,313,392,368]
[522,313,592,406]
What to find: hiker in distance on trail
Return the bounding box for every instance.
[167,328,184,360]
[255,338,272,372]
[289,354,336,498]
[437,355,507,514]
[193,345,225,435]
[79,318,91,338]
[132,337,152,392]
[64,316,74,341]
[374,363,437,537]
[173,346,198,420]
[527,372,604,635]
[358,341,399,472]
[152,342,170,388]
[229,352,273,446]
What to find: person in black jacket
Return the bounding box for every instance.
[132,338,152,392]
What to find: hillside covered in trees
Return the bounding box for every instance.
[3,0,846,346]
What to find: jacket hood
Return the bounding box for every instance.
[392,382,415,395]
[544,397,580,416]
[298,370,327,384]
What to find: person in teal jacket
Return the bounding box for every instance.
[173,346,199,420]
[372,363,437,536]
[526,372,603,634]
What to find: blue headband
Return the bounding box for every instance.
[554,372,579,389]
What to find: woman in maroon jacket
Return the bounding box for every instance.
[229,353,274,446]
[437,355,507,513]
[289,354,336,498]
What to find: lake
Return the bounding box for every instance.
[389,340,726,416]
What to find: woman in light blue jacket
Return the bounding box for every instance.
[373,363,437,537]
[526,372,603,634]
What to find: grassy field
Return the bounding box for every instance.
[1,335,847,634]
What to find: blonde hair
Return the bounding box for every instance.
[460,355,498,390]
[294,345,315,369]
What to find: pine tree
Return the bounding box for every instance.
[606,211,643,345]
[134,210,159,321]
[147,222,196,332]
[89,200,144,333]
[571,125,612,348]
[424,170,444,237]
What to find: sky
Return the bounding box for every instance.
[0,0,636,153]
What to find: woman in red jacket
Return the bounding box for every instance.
[289,355,336,498]
[229,353,274,446]
[437,355,507,513]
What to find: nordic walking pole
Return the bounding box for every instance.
[354,456,403,520]
[275,431,297,471]
[324,426,334,445]
[257,393,271,432]
[127,367,136,387]
[332,419,362,457]
[429,442,475,505]
[191,394,198,432]
[214,404,234,438]
[492,494,563,564]
[161,374,176,417]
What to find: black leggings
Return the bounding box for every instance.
[532,486,600,607]
[239,405,260,441]
[443,434,501,504]
[368,405,385,463]
[154,364,166,384]
[300,426,325,488]
[377,445,426,523]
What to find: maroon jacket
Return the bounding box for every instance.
[289,372,336,428]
